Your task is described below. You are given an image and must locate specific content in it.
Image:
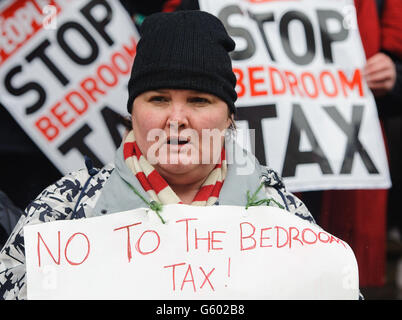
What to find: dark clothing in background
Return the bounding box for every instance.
[0,106,61,211]
[0,191,23,249]
[375,0,402,238]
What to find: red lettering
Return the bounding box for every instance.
[163,262,186,291]
[50,101,75,128]
[248,66,267,96]
[65,90,88,115]
[135,230,160,255]
[80,77,106,102]
[233,68,246,97]
[111,52,131,74]
[260,227,273,248]
[230,66,360,99]
[284,71,304,96]
[123,36,137,59]
[176,218,197,252]
[37,231,60,267]
[35,116,59,141]
[275,226,289,248]
[97,64,118,87]
[318,231,330,243]
[211,231,226,250]
[269,67,286,95]
[289,227,304,248]
[181,264,196,292]
[236,224,347,249]
[300,72,318,98]
[301,228,318,245]
[320,71,338,97]
[64,232,90,266]
[338,69,363,97]
[194,229,211,252]
[240,222,256,251]
[113,222,142,262]
[199,266,215,291]
[0,0,61,66]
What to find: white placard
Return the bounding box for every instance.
[24,204,359,300]
[200,0,391,191]
[0,0,139,174]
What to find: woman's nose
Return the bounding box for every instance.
[166,102,189,129]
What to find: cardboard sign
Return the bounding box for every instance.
[200,0,391,191]
[24,205,359,299]
[0,0,139,174]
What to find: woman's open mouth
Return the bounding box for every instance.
[167,137,189,146]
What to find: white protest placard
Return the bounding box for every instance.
[24,205,359,300]
[200,0,391,191]
[0,0,139,174]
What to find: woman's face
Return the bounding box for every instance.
[131,89,232,180]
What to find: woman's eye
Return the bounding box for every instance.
[189,97,211,104]
[149,96,168,103]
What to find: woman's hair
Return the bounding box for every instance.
[120,114,132,130]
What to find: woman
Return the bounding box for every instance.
[0,10,314,300]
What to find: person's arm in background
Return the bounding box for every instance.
[363,0,402,117]
[364,52,396,97]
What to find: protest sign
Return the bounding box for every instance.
[0,0,139,174]
[24,204,359,299]
[200,0,391,191]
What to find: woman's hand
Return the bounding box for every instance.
[363,52,397,97]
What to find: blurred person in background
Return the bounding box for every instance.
[317,0,402,288]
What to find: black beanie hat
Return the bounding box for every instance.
[127,10,237,114]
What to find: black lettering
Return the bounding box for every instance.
[235,104,277,165]
[323,105,379,174]
[100,106,127,148]
[58,124,104,168]
[57,22,99,65]
[25,39,69,86]
[80,0,114,46]
[282,104,333,177]
[248,10,276,61]
[218,5,256,60]
[4,65,46,115]
[280,11,315,65]
[317,9,349,64]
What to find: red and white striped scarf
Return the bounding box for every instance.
[123,131,226,206]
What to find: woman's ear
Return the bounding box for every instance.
[228,113,235,130]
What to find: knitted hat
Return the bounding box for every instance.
[127,10,237,114]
